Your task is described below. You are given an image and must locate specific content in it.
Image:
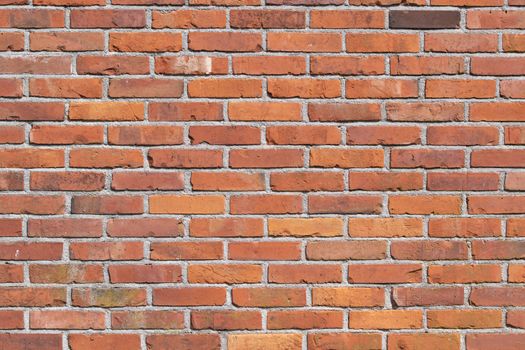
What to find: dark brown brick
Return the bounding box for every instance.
[390,11,460,29]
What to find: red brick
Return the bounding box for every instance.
[270,171,344,191]
[230,194,302,214]
[268,32,342,52]
[0,172,24,191]
[69,102,144,121]
[149,102,223,121]
[71,195,143,214]
[0,287,66,307]
[69,334,141,350]
[147,334,220,350]
[232,287,306,307]
[111,310,183,330]
[0,264,23,282]
[0,310,23,329]
[155,56,228,75]
[425,33,498,52]
[467,10,525,29]
[500,80,525,99]
[308,195,382,214]
[229,334,302,350]
[347,78,418,98]
[267,125,340,145]
[0,79,22,97]
[503,34,525,52]
[427,172,499,191]
[189,78,262,98]
[0,57,70,75]
[0,334,62,350]
[71,10,145,28]
[269,264,342,283]
[427,309,502,329]
[392,287,464,306]
[107,218,182,237]
[150,194,225,214]
[387,102,464,122]
[76,55,150,75]
[30,171,105,191]
[29,264,103,284]
[470,287,525,306]
[189,32,261,52]
[148,149,222,168]
[391,56,464,75]
[390,240,468,260]
[426,79,496,98]
[110,32,181,52]
[268,78,340,98]
[348,264,422,283]
[192,171,264,191]
[188,264,262,283]
[306,240,387,260]
[427,126,499,145]
[428,218,501,237]
[229,242,301,260]
[347,126,421,145]
[70,242,143,261]
[311,56,385,75]
[230,10,305,28]
[268,310,343,329]
[150,241,223,260]
[349,218,423,237]
[0,218,22,237]
[471,102,525,121]
[467,334,525,350]
[309,103,381,122]
[469,195,525,214]
[308,333,382,350]
[0,9,64,28]
[311,10,383,28]
[229,101,301,121]
[153,10,226,28]
[0,195,65,214]
[428,264,501,284]
[391,149,464,169]
[30,310,104,330]
[346,33,419,53]
[349,172,423,191]
[0,148,64,168]
[30,32,104,51]
[233,56,306,75]
[349,310,422,330]
[230,148,304,168]
[0,32,24,51]
[72,288,146,307]
[153,287,226,306]
[109,264,182,283]
[388,334,460,350]
[312,287,384,307]
[268,217,343,237]
[28,218,102,238]
[190,218,263,238]
[191,310,262,330]
[190,125,260,145]
[310,148,384,168]
[30,125,103,145]
[112,171,183,191]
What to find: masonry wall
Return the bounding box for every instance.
[0,0,524,349]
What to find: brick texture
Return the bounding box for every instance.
[0,0,522,349]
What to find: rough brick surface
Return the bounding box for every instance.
[0,0,523,349]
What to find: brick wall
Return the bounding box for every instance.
[0,0,524,349]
